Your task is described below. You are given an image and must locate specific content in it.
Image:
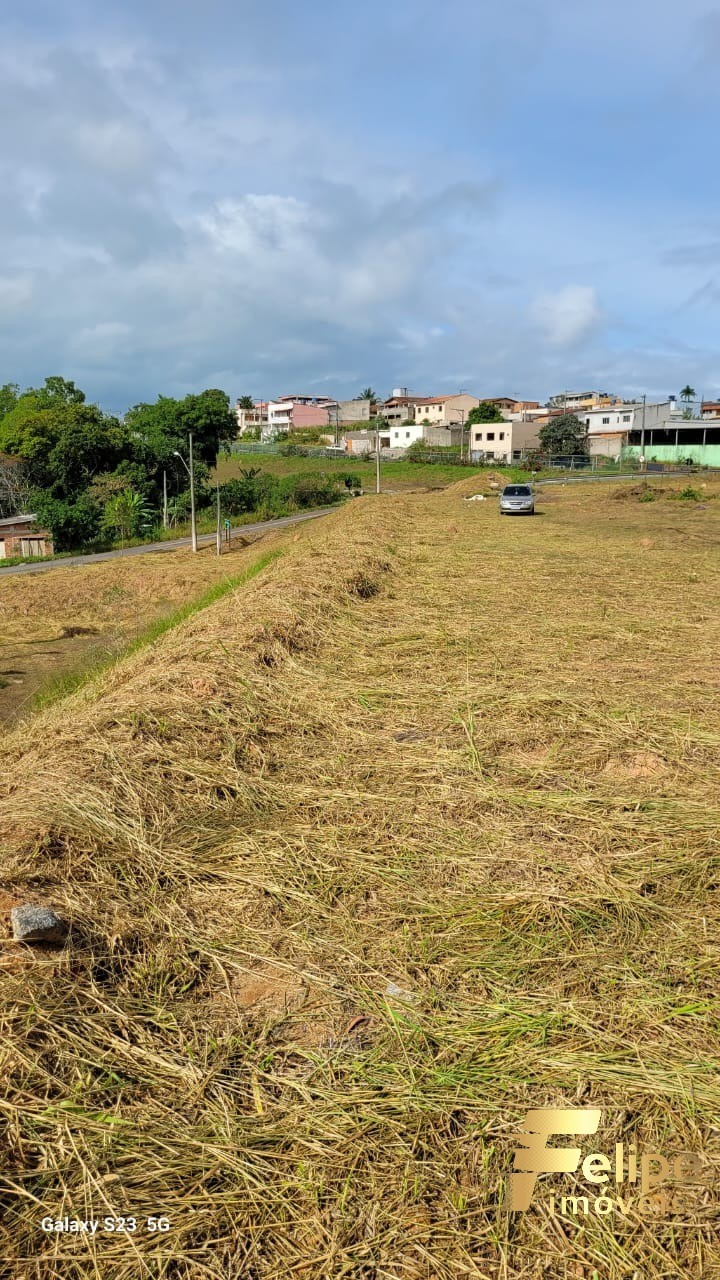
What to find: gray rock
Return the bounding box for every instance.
[11,905,68,944]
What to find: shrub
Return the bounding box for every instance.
[278,443,309,457]
[282,474,343,508]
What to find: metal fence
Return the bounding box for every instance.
[225,442,717,476]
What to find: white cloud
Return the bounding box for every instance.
[529,285,602,347]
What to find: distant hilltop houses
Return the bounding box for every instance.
[234,387,720,466]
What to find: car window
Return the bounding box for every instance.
[503,486,531,496]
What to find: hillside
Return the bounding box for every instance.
[1,477,719,1279]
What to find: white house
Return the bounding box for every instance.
[389,421,424,448]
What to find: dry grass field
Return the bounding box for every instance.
[0,475,719,1279]
[0,539,265,724]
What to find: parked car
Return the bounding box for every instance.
[499,483,535,515]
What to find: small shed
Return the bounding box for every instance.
[0,514,54,559]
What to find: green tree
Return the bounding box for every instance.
[32,376,86,407]
[0,395,129,498]
[360,387,377,402]
[102,489,150,546]
[0,383,19,423]
[31,492,103,551]
[126,389,236,471]
[539,413,588,456]
[680,385,696,403]
[467,401,505,425]
[237,395,255,411]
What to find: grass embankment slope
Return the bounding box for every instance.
[0,476,719,1279]
[0,539,264,724]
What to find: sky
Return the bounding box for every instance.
[2,0,720,411]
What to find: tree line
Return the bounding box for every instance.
[0,377,237,550]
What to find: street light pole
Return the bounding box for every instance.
[640,394,646,472]
[188,433,197,553]
[173,436,198,552]
[216,481,222,557]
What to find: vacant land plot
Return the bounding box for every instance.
[0,537,266,724]
[214,451,520,491]
[0,476,718,1278]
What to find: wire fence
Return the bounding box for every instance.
[226,442,716,475]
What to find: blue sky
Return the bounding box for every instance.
[2,0,720,410]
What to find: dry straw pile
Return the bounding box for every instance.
[0,478,719,1278]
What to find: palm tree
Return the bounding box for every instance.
[360,387,377,402]
[680,385,696,403]
[237,395,255,411]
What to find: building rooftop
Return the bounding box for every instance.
[0,513,37,528]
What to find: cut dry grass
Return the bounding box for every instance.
[0,478,719,1278]
[0,537,267,724]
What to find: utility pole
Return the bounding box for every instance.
[162,470,168,529]
[376,418,382,494]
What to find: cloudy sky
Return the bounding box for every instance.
[2,0,720,410]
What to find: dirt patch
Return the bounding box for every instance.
[601,752,667,779]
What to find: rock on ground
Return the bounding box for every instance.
[10,905,68,944]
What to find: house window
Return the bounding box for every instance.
[393,431,399,438]
[602,417,610,424]
[486,432,495,441]
[486,451,495,459]
[499,432,505,440]
[405,431,410,438]
[474,432,481,443]
[623,414,631,422]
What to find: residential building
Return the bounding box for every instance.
[702,401,720,419]
[470,417,541,462]
[583,402,674,459]
[577,398,720,464]
[381,393,421,425]
[548,391,617,412]
[413,393,480,426]
[235,399,269,434]
[478,397,540,415]
[0,514,53,559]
[267,395,338,434]
[389,421,424,448]
[338,398,371,423]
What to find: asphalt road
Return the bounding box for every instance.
[0,507,336,578]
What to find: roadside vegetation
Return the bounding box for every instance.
[1,476,718,1277]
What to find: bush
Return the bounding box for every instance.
[278,443,309,457]
[281,474,344,508]
[31,491,104,552]
[219,471,275,515]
